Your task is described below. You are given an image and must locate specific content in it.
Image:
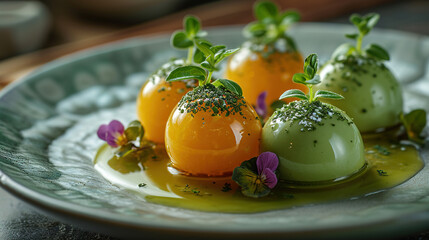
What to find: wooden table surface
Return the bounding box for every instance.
[0,0,428,239]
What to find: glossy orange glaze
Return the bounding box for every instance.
[137,79,196,143]
[224,47,306,106]
[165,103,262,176]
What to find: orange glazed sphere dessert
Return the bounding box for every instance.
[224,44,305,106]
[165,84,262,176]
[137,59,197,143]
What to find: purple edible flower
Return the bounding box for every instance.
[255,91,267,118]
[256,152,278,189]
[97,120,127,147]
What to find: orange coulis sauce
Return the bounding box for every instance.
[165,101,262,176]
[224,47,306,106]
[137,79,196,143]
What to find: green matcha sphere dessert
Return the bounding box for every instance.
[314,13,403,133]
[261,54,366,184]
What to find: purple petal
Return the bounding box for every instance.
[257,152,279,174]
[261,168,277,189]
[255,91,267,117]
[97,124,109,141]
[105,133,119,147]
[108,120,124,135]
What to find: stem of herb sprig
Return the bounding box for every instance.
[308,85,314,103]
[186,46,194,65]
[205,71,213,85]
[356,33,363,53]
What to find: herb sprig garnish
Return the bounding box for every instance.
[171,15,207,65]
[244,1,300,54]
[167,40,246,116]
[332,13,389,61]
[280,54,343,102]
[167,39,241,92]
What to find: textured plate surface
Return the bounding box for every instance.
[0,24,429,239]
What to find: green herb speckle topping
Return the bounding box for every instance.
[271,100,352,132]
[177,84,247,117]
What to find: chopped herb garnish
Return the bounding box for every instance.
[376,170,388,176]
[271,100,351,132]
[138,183,147,188]
[221,183,232,192]
[374,145,391,156]
[176,81,246,117]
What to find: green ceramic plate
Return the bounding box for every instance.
[0,24,429,239]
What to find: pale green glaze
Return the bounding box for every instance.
[261,102,365,182]
[315,60,403,132]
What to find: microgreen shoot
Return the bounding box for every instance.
[170,15,207,64]
[280,54,344,102]
[166,39,242,96]
[332,13,390,61]
[244,1,300,53]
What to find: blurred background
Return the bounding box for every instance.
[0,0,428,87]
[0,0,428,239]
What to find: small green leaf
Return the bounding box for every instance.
[124,120,144,142]
[212,79,243,96]
[279,10,300,25]
[200,61,215,71]
[166,66,206,82]
[222,48,240,57]
[305,75,321,85]
[303,53,318,78]
[210,45,226,54]
[304,65,315,78]
[365,44,390,61]
[284,35,298,52]
[279,89,308,100]
[365,13,379,30]
[314,90,344,100]
[243,22,267,38]
[331,43,356,59]
[193,48,205,64]
[184,15,200,37]
[195,39,214,57]
[214,48,240,64]
[255,1,278,22]
[345,33,359,40]
[170,31,193,49]
[349,14,362,27]
[400,109,427,144]
[292,73,307,84]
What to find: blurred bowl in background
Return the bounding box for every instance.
[0,1,51,59]
[64,0,189,23]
